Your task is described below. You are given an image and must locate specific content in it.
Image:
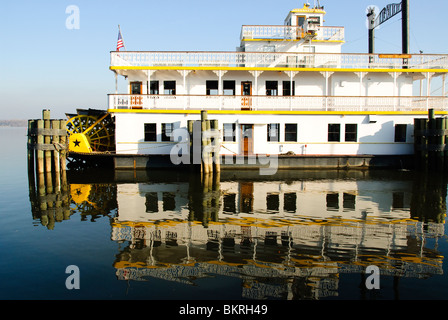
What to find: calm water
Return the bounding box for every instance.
[1,126,448,301]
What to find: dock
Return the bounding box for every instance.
[27,110,70,229]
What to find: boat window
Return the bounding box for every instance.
[345,124,358,142]
[283,193,297,213]
[266,81,278,96]
[297,16,306,27]
[206,80,219,95]
[223,193,236,213]
[394,124,407,142]
[308,16,321,25]
[263,45,276,52]
[326,193,339,211]
[130,81,142,94]
[267,123,280,142]
[145,192,158,212]
[392,192,405,210]
[163,192,176,211]
[223,80,236,95]
[285,123,297,142]
[223,123,236,142]
[266,193,280,213]
[150,81,159,95]
[282,81,295,96]
[343,193,356,211]
[164,81,176,95]
[162,123,174,141]
[144,123,157,142]
[328,124,340,142]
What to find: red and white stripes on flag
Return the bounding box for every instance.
[117,27,124,51]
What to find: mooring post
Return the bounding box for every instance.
[43,110,52,174]
[59,120,68,192]
[53,120,60,174]
[444,117,448,171]
[52,120,61,192]
[436,117,444,170]
[187,119,193,167]
[211,119,221,173]
[27,120,36,190]
[205,119,213,173]
[201,110,210,174]
[36,119,44,175]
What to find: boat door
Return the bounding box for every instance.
[241,124,254,155]
[239,182,254,213]
[130,81,143,109]
[241,81,252,110]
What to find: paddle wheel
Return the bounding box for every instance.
[66,109,115,154]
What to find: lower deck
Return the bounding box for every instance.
[112,110,439,156]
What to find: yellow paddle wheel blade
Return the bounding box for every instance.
[66,111,115,153]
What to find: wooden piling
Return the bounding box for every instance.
[205,119,213,173]
[436,117,444,170]
[27,110,70,229]
[413,109,448,171]
[37,120,45,175]
[444,117,448,170]
[211,119,220,173]
[201,111,209,174]
[43,110,52,174]
[59,120,68,192]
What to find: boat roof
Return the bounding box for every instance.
[290,3,326,14]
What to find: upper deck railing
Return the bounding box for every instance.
[240,25,345,42]
[111,51,448,70]
[108,94,448,112]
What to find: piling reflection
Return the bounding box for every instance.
[28,169,447,299]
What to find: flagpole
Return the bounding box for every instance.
[118,24,126,51]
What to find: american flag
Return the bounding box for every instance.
[117,28,124,51]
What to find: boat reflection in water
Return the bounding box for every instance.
[110,170,445,300]
[30,169,446,299]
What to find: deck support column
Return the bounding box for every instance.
[426,72,434,110]
[442,74,446,97]
[146,70,151,95]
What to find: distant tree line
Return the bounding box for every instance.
[0,120,28,127]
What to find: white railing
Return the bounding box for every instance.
[108,94,448,112]
[111,51,448,70]
[240,25,345,42]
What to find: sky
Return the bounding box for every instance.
[0,0,447,120]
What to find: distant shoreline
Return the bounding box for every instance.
[0,120,28,127]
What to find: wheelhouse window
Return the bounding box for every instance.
[223,80,236,95]
[328,124,341,142]
[144,123,157,142]
[394,124,407,142]
[345,124,358,142]
[285,124,297,142]
[282,81,295,96]
[206,80,219,95]
[266,81,278,96]
[267,123,280,142]
[162,123,174,141]
[263,45,276,52]
[164,81,176,95]
[130,81,142,94]
[149,81,159,95]
[223,123,236,142]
